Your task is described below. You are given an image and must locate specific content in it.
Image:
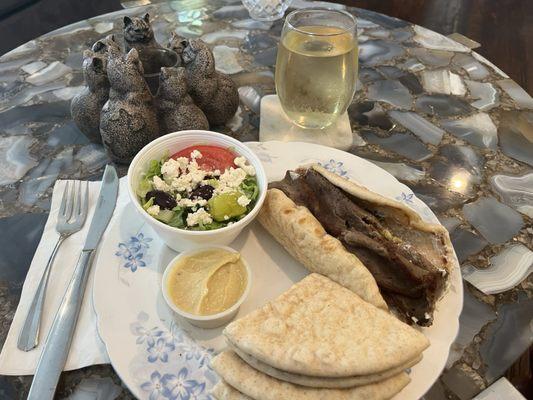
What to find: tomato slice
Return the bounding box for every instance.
[171,145,237,171]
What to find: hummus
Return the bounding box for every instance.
[166,249,247,316]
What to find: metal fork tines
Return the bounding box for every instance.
[17,180,89,351]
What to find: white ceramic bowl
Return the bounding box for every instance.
[161,245,252,329]
[127,130,267,252]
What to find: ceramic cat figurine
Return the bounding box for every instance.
[123,14,160,53]
[181,39,239,126]
[100,47,159,163]
[70,50,109,143]
[123,14,169,74]
[157,67,209,134]
[167,32,186,64]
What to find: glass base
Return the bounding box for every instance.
[259,95,353,150]
[248,10,285,21]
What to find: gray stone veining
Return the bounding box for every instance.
[0,1,531,398]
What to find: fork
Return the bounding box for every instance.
[17,180,89,352]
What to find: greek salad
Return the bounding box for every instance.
[137,145,259,230]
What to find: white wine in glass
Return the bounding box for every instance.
[275,9,358,129]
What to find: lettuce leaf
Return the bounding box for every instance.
[167,206,186,228]
[146,159,162,179]
[142,197,154,210]
[239,177,259,211]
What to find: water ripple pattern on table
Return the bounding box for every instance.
[452,53,490,80]
[361,130,432,161]
[429,144,483,196]
[359,39,405,66]
[238,86,262,114]
[21,60,46,75]
[0,136,37,185]
[497,111,533,167]
[465,80,499,111]
[388,110,444,145]
[497,79,533,109]
[367,80,413,109]
[413,25,470,52]
[440,113,498,149]
[420,69,466,96]
[368,160,426,183]
[446,289,495,368]
[415,94,473,117]
[450,227,488,262]
[201,29,248,44]
[213,45,243,74]
[490,171,533,218]
[480,295,533,382]
[409,47,454,67]
[463,244,533,295]
[463,197,523,244]
[18,148,73,207]
[25,61,72,86]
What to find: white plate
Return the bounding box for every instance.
[93,141,463,400]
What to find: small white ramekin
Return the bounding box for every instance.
[161,245,252,329]
[127,130,267,252]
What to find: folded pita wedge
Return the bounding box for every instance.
[257,186,387,310]
[224,273,429,377]
[260,165,455,326]
[212,380,254,400]
[230,343,422,388]
[212,351,410,400]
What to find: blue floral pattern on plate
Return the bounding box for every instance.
[396,192,415,204]
[320,159,348,176]
[131,313,216,400]
[116,232,152,272]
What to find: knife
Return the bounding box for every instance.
[27,165,119,400]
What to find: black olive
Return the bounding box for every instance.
[190,184,214,200]
[146,190,177,210]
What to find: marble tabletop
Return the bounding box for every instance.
[0,0,531,398]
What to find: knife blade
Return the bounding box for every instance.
[83,165,119,250]
[27,165,119,400]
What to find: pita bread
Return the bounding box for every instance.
[212,351,410,400]
[230,343,422,388]
[224,274,429,377]
[312,164,455,275]
[257,188,387,310]
[212,380,254,400]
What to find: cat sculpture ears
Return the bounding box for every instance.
[92,34,119,54]
[124,13,150,26]
[125,48,144,73]
[168,32,188,56]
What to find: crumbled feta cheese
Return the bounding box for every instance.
[161,158,181,180]
[186,207,213,226]
[227,222,234,226]
[146,205,160,216]
[212,169,221,176]
[170,159,207,192]
[175,193,182,201]
[216,167,247,194]
[224,215,229,220]
[411,316,419,323]
[234,156,255,176]
[237,195,251,207]
[191,149,202,159]
[178,198,207,208]
[424,312,431,320]
[175,157,189,172]
[152,175,170,192]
